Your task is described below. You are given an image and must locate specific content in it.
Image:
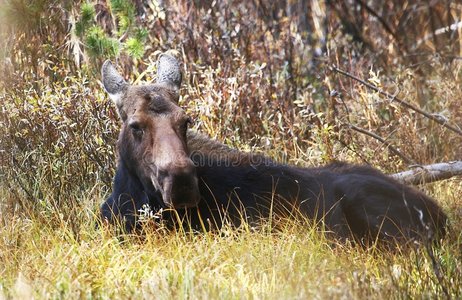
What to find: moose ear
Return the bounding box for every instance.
[101,60,128,107]
[156,53,182,91]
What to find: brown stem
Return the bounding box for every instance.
[331,66,462,137]
[347,124,415,165]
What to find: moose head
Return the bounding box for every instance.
[101,54,200,209]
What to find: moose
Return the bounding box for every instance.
[100,53,447,246]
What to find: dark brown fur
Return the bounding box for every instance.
[100,57,448,246]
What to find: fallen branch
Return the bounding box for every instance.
[331,66,462,137]
[415,20,462,49]
[391,161,462,185]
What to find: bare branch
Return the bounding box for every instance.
[331,66,462,137]
[354,0,405,55]
[347,124,415,165]
[391,161,462,185]
[415,20,462,49]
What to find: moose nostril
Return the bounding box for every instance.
[158,162,199,208]
[157,169,169,182]
[169,173,200,207]
[172,173,195,187]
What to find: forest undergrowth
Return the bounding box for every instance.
[1,0,461,298]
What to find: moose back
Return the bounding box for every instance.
[100,54,447,245]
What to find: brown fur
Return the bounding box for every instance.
[100,58,448,246]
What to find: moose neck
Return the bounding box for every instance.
[186,130,274,168]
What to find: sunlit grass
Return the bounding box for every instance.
[1,179,460,299]
[1,4,462,296]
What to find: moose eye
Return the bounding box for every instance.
[180,117,192,134]
[129,122,144,138]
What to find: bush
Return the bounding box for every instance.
[0,1,461,297]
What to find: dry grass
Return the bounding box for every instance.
[0,184,461,299]
[1,1,462,298]
[1,62,461,298]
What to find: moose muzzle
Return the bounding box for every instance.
[155,160,201,209]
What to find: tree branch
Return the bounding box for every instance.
[347,123,415,165]
[354,0,405,55]
[331,66,462,137]
[390,161,462,185]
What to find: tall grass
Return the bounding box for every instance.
[1,0,462,298]
[1,198,461,299]
[1,61,461,298]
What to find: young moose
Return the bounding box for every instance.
[100,54,447,245]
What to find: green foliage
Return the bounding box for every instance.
[111,0,135,16]
[85,25,120,57]
[123,28,147,59]
[124,37,144,59]
[134,27,148,42]
[110,0,135,33]
[73,0,144,60]
[75,2,95,36]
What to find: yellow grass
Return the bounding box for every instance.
[1,3,462,295]
[1,178,461,299]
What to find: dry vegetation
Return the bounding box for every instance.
[0,0,461,299]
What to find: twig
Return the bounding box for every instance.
[347,124,415,165]
[415,20,462,49]
[331,66,462,137]
[425,243,450,300]
[354,0,405,55]
[391,161,462,185]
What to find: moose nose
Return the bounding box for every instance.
[160,160,200,209]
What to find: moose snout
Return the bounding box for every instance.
[158,161,201,209]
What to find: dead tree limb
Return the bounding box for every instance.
[391,161,462,185]
[415,20,462,49]
[347,124,415,165]
[331,66,462,137]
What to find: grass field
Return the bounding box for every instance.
[0,181,461,299]
[1,71,461,297]
[1,1,462,298]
